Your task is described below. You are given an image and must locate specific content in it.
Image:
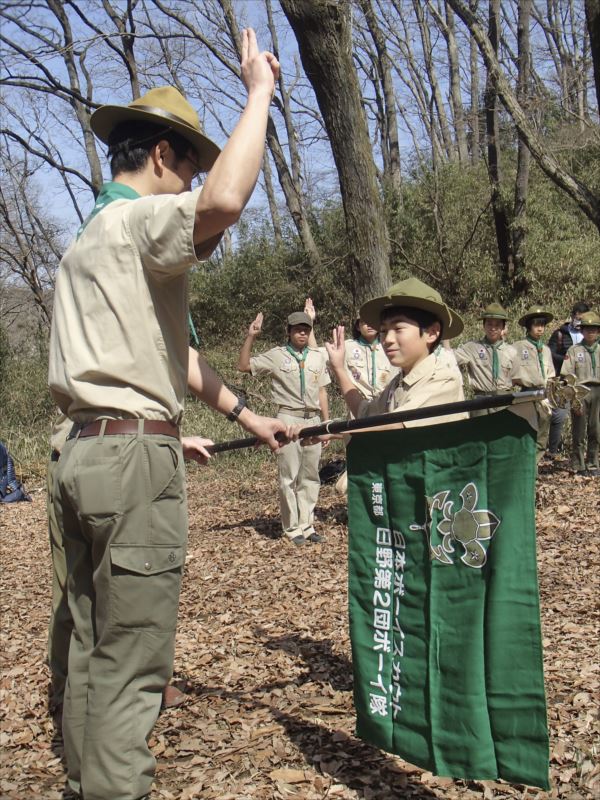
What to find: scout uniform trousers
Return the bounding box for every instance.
[54,425,187,800]
[571,385,600,470]
[47,452,74,709]
[276,411,322,540]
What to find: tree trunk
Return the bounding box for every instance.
[280,0,391,306]
[469,0,481,163]
[512,0,532,293]
[262,151,283,245]
[445,2,470,164]
[585,0,600,111]
[484,0,515,284]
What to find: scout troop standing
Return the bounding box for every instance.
[238,311,330,545]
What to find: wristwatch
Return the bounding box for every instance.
[226,396,247,422]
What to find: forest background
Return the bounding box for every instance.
[1,0,599,477]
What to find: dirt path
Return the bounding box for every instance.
[0,461,597,799]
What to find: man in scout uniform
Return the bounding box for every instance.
[561,311,600,475]
[48,31,292,800]
[317,278,468,426]
[238,311,330,545]
[453,303,517,415]
[511,306,556,462]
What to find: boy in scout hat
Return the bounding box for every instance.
[453,303,517,415]
[321,277,468,426]
[511,307,556,461]
[561,312,600,475]
[48,31,291,800]
[238,311,330,545]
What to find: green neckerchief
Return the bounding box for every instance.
[583,342,598,373]
[358,336,379,388]
[483,337,502,381]
[526,335,546,379]
[77,181,141,239]
[285,344,309,400]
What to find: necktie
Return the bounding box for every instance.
[526,335,545,380]
[285,345,309,400]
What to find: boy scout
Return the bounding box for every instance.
[322,278,468,425]
[511,307,556,461]
[561,312,600,475]
[238,311,330,545]
[48,32,290,800]
[454,303,516,415]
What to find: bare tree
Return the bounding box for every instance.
[280,0,391,305]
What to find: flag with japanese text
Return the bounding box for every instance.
[346,410,549,789]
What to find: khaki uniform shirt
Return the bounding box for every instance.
[455,339,516,392]
[511,340,555,388]
[561,344,600,385]
[343,339,397,399]
[49,187,210,423]
[250,346,330,411]
[357,353,468,427]
[50,413,72,454]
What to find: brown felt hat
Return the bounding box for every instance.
[579,312,600,328]
[479,302,509,321]
[359,277,464,339]
[287,312,313,328]
[90,86,221,172]
[518,306,554,327]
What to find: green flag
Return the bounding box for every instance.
[346,410,549,789]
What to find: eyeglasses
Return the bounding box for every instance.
[182,153,201,179]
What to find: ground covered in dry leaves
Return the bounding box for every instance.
[0,459,598,800]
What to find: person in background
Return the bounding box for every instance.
[560,311,600,476]
[511,307,555,462]
[238,311,330,546]
[547,301,590,457]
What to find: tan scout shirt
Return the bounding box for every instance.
[511,339,555,388]
[454,339,516,393]
[50,412,73,454]
[357,353,468,427]
[250,346,330,411]
[49,188,207,423]
[561,344,600,385]
[343,339,397,399]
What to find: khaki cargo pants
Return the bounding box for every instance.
[276,411,322,540]
[47,456,74,708]
[571,384,600,470]
[53,426,186,800]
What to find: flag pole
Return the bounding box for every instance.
[205,389,545,455]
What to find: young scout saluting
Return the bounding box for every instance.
[311,278,468,428]
[453,303,517,415]
[511,306,556,462]
[238,311,330,545]
[48,31,292,800]
[561,312,600,476]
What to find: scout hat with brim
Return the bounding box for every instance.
[518,306,554,327]
[479,302,509,321]
[90,86,221,172]
[359,277,464,339]
[579,312,600,328]
[287,312,313,328]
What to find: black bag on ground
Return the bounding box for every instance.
[0,442,31,503]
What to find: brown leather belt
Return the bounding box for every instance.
[277,407,320,419]
[76,420,179,439]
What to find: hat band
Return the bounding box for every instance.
[131,104,197,132]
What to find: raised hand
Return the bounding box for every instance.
[248,312,263,337]
[304,297,316,322]
[325,325,346,372]
[240,28,280,99]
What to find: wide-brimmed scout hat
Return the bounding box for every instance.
[90,86,221,172]
[518,306,554,327]
[287,312,313,328]
[579,312,600,328]
[359,277,464,339]
[479,302,509,321]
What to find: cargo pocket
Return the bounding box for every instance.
[109,544,184,630]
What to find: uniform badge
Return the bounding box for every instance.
[352,347,361,361]
[350,367,361,381]
[478,348,486,359]
[577,352,585,362]
[522,349,529,360]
